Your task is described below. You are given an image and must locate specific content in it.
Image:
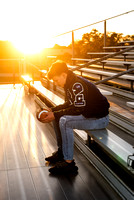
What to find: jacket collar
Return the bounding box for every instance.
[64,70,75,89]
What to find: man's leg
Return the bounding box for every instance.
[45,119,63,163]
[48,115,109,174]
[52,119,62,150]
[59,114,109,161]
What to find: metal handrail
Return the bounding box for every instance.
[95,67,134,85]
[55,10,134,37]
[71,46,134,88]
[54,10,134,60]
[71,46,134,71]
[27,62,40,70]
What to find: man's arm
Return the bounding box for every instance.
[53,105,85,120]
[51,101,69,112]
[39,81,87,123]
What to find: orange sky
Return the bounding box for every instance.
[0,0,133,54]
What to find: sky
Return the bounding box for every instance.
[0,0,134,54]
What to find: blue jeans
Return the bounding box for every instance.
[53,114,109,160]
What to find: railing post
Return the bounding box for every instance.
[23,55,26,74]
[19,56,21,82]
[72,31,75,65]
[104,20,106,49]
[13,61,15,88]
[53,82,56,91]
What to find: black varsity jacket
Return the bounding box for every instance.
[51,70,110,119]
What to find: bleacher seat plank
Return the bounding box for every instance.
[69,64,134,91]
[87,129,134,169]
[21,75,33,83]
[101,60,134,66]
[87,52,134,60]
[98,88,112,96]
[32,81,64,106]
[72,58,94,62]
[87,52,115,55]
[75,67,134,81]
[103,45,134,50]
[47,56,57,58]
[126,102,134,109]
[87,52,134,55]
[119,40,134,44]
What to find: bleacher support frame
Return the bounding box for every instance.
[72,46,134,71]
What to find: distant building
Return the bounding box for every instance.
[43,47,72,56]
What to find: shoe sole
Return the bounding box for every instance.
[45,158,64,164]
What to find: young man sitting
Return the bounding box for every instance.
[37,60,110,174]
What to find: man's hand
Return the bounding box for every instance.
[39,111,55,123]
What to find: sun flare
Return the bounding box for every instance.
[12,40,44,55]
[12,35,54,55]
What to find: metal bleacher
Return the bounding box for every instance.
[30,40,134,199]
[21,69,134,200]
[72,43,134,91]
[1,40,134,200]
[1,10,134,200]
[22,38,134,196]
[72,42,134,113]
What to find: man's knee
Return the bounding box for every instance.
[59,115,73,129]
[59,116,67,128]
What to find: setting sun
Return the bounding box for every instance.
[1,0,57,55]
[10,17,56,55]
[12,40,44,55]
[12,36,54,55]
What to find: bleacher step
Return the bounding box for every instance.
[126,102,134,109]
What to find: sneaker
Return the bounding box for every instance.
[45,149,63,164]
[49,160,78,174]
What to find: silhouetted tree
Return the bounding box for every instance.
[106,32,123,50]
[70,29,134,57]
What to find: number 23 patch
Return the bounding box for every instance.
[72,83,86,106]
